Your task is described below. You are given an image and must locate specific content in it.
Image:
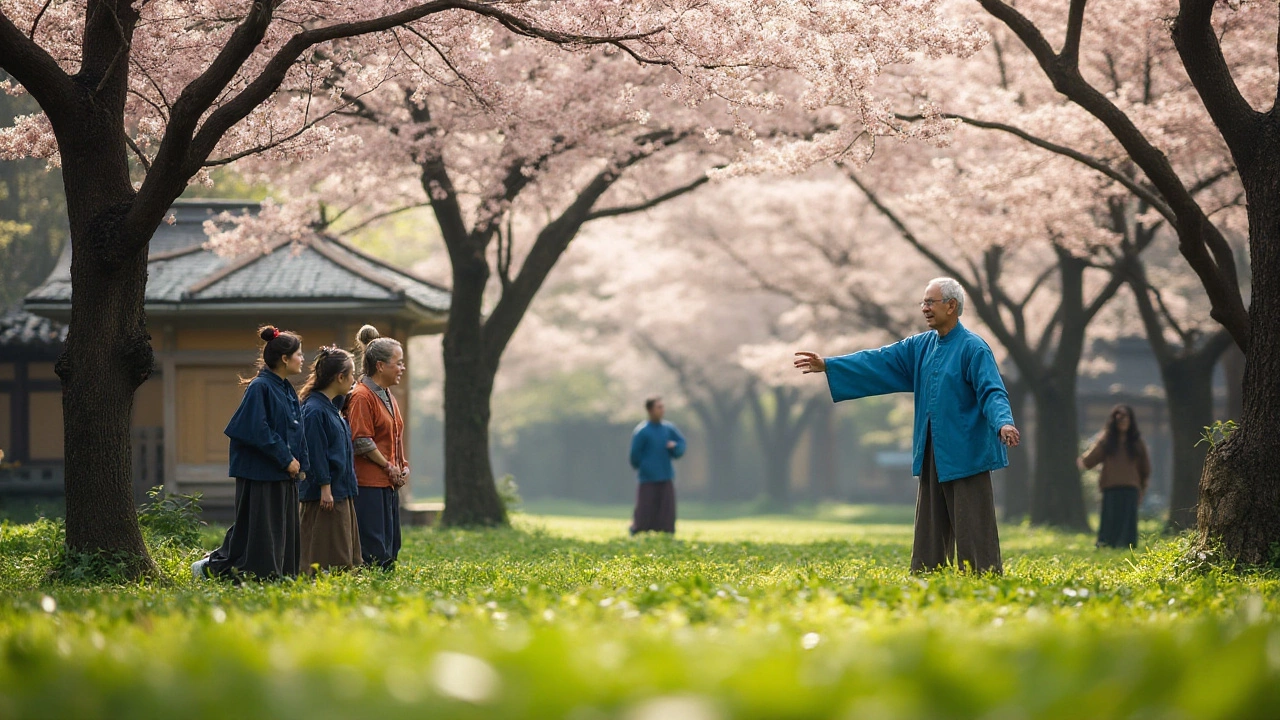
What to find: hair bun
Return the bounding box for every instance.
[356,324,381,346]
[258,325,279,343]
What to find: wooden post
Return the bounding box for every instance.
[161,325,178,496]
[11,360,29,464]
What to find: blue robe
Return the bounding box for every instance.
[825,323,1014,482]
[629,420,687,482]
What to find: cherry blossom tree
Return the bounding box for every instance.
[0,0,987,569]
[210,2,989,526]
[943,0,1277,562]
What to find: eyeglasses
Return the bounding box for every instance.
[920,298,950,309]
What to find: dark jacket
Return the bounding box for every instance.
[299,392,359,502]
[225,369,309,482]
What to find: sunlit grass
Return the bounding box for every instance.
[1,507,1277,719]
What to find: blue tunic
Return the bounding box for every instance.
[225,369,309,482]
[825,323,1014,482]
[299,393,359,502]
[629,420,687,483]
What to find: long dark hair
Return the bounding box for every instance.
[1101,404,1142,458]
[241,325,302,385]
[299,346,354,401]
[354,324,402,378]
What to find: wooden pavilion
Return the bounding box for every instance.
[7,199,449,516]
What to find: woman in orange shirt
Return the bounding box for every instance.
[345,325,409,569]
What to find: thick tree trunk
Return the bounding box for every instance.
[1161,345,1226,532]
[807,399,837,500]
[1029,375,1091,531]
[59,223,155,574]
[440,330,506,526]
[695,400,744,502]
[1001,378,1031,521]
[1198,159,1280,565]
[438,226,506,527]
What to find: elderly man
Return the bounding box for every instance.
[795,278,1019,574]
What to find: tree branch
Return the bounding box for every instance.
[1061,0,1088,68]
[0,9,79,123]
[897,111,1175,224]
[584,173,711,221]
[1172,0,1263,155]
[977,0,1251,351]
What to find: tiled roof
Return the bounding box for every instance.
[25,200,450,322]
[0,308,66,348]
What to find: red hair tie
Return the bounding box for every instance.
[270,328,280,340]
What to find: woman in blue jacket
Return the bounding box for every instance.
[297,346,362,573]
[194,326,308,581]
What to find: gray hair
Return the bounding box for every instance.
[355,324,402,377]
[929,277,965,316]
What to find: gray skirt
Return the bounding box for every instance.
[206,478,300,581]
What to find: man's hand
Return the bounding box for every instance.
[320,485,334,511]
[793,352,826,374]
[666,440,677,450]
[999,425,1020,448]
[287,458,301,477]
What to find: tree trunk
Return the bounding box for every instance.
[695,398,744,502]
[1198,158,1280,565]
[438,226,506,527]
[807,399,837,501]
[59,222,156,575]
[1001,378,1031,521]
[1029,374,1091,531]
[440,331,506,526]
[1163,354,1216,531]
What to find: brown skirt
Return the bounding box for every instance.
[300,497,363,574]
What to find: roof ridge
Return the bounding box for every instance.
[183,237,295,298]
[148,245,207,262]
[320,233,450,292]
[307,238,406,296]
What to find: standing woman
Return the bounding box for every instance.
[346,325,408,570]
[194,326,308,580]
[298,346,362,574]
[1078,405,1151,549]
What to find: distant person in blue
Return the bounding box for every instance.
[794,278,1019,574]
[298,346,362,574]
[194,326,309,581]
[628,397,687,535]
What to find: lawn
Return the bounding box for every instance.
[1,506,1279,719]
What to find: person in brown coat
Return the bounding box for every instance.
[1078,404,1151,549]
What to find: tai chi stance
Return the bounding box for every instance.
[628,397,687,534]
[1079,405,1150,549]
[795,278,1019,574]
[346,325,408,570]
[195,326,309,580]
[298,346,363,573]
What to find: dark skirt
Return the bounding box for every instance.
[353,487,401,570]
[631,480,676,534]
[300,497,362,574]
[1097,486,1140,548]
[206,478,300,581]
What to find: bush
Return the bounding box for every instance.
[136,486,205,548]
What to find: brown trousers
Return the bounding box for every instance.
[911,437,1003,575]
[300,497,363,574]
[631,480,676,534]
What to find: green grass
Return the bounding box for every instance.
[2,507,1279,719]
